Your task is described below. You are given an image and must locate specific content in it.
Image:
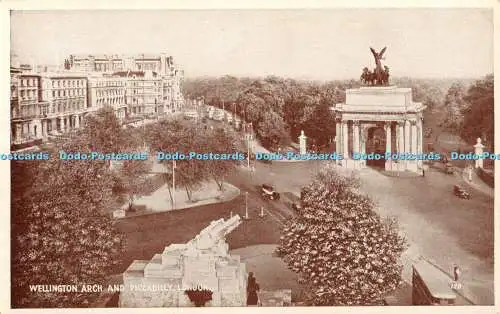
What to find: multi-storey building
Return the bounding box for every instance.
[40,73,88,136]
[113,70,163,117]
[10,53,185,148]
[86,74,128,121]
[67,53,175,77]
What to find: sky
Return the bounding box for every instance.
[10,9,493,80]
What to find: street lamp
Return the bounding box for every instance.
[245,192,249,219]
[172,160,176,210]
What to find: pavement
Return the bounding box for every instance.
[230,244,306,302]
[231,160,494,305]
[119,181,240,216]
[358,166,493,305]
[460,167,494,198]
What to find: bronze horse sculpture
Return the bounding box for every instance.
[361,66,389,85]
[360,47,390,86]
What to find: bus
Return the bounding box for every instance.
[412,259,457,305]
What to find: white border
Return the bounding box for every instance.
[0,0,498,313]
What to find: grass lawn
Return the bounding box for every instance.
[113,194,282,274]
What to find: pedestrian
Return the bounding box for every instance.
[453,265,461,282]
[246,272,260,306]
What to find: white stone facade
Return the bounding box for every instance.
[119,215,248,307]
[333,86,426,173]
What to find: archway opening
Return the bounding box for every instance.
[365,126,386,168]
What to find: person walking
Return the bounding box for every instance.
[246,272,260,306]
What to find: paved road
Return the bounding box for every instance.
[235,160,493,305]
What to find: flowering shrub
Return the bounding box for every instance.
[12,138,125,307]
[276,167,407,305]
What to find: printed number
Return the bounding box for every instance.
[450,282,462,290]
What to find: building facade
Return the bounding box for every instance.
[67,53,175,77]
[10,53,185,149]
[87,74,128,121]
[40,73,88,136]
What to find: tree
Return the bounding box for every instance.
[302,101,337,150]
[119,159,153,210]
[146,119,209,202]
[460,75,494,148]
[80,107,127,153]
[440,83,468,131]
[257,111,291,150]
[276,165,407,305]
[205,128,240,190]
[11,140,124,308]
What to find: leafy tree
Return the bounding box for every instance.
[440,83,468,131]
[205,128,240,190]
[146,119,209,201]
[119,159,153,210]
[302,101,337,150]
[11,140,124,308]
[80,107,127,153]
[257,111,291,150]
[461,75,494,148]
[277,165,407,305]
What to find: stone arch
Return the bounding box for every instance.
[365,124,386,168]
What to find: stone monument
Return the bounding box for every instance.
[119,215,248,307]
[299,130,307,154]
[474,138,485,169]
[334,47,426,173]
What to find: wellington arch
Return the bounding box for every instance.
[332,86,426,173]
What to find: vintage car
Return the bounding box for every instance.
[261,184,280,200]
[453,185,471,199]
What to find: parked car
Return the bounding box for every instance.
[261,184,280,200]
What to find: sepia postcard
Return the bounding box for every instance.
[2,1,498,313]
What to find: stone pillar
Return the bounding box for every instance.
[15,124,22,142]
[335,119,341,155]
[60,116,65,132]
[404,120,410,154]
[474,138,485,169]
[75,115,80,128]
[41,120,47,138]
[385,122,392,154]
[353,121,360,155]
[51,119,57,133]
[411,121,417,153]
[342,121,349,159]
[299,130,307,155]
[417,118,423,167]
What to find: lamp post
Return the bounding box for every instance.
[172,160,176,210]
[245,192,249,219]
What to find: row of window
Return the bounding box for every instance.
[20,90,38,99]
[95,81,126,87]
[51,79,85,88]
[97,89,125,97]
[19,78,38,87]
[96,97,125,106]
[51,89,86,98]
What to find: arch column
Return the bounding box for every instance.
[342,121,349,159]
[384,122,392,154]
[404,120,410,154]
[396,121,405,171]
[411,120,417,153]
[353,120,360,155]
[335,118,342,156]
